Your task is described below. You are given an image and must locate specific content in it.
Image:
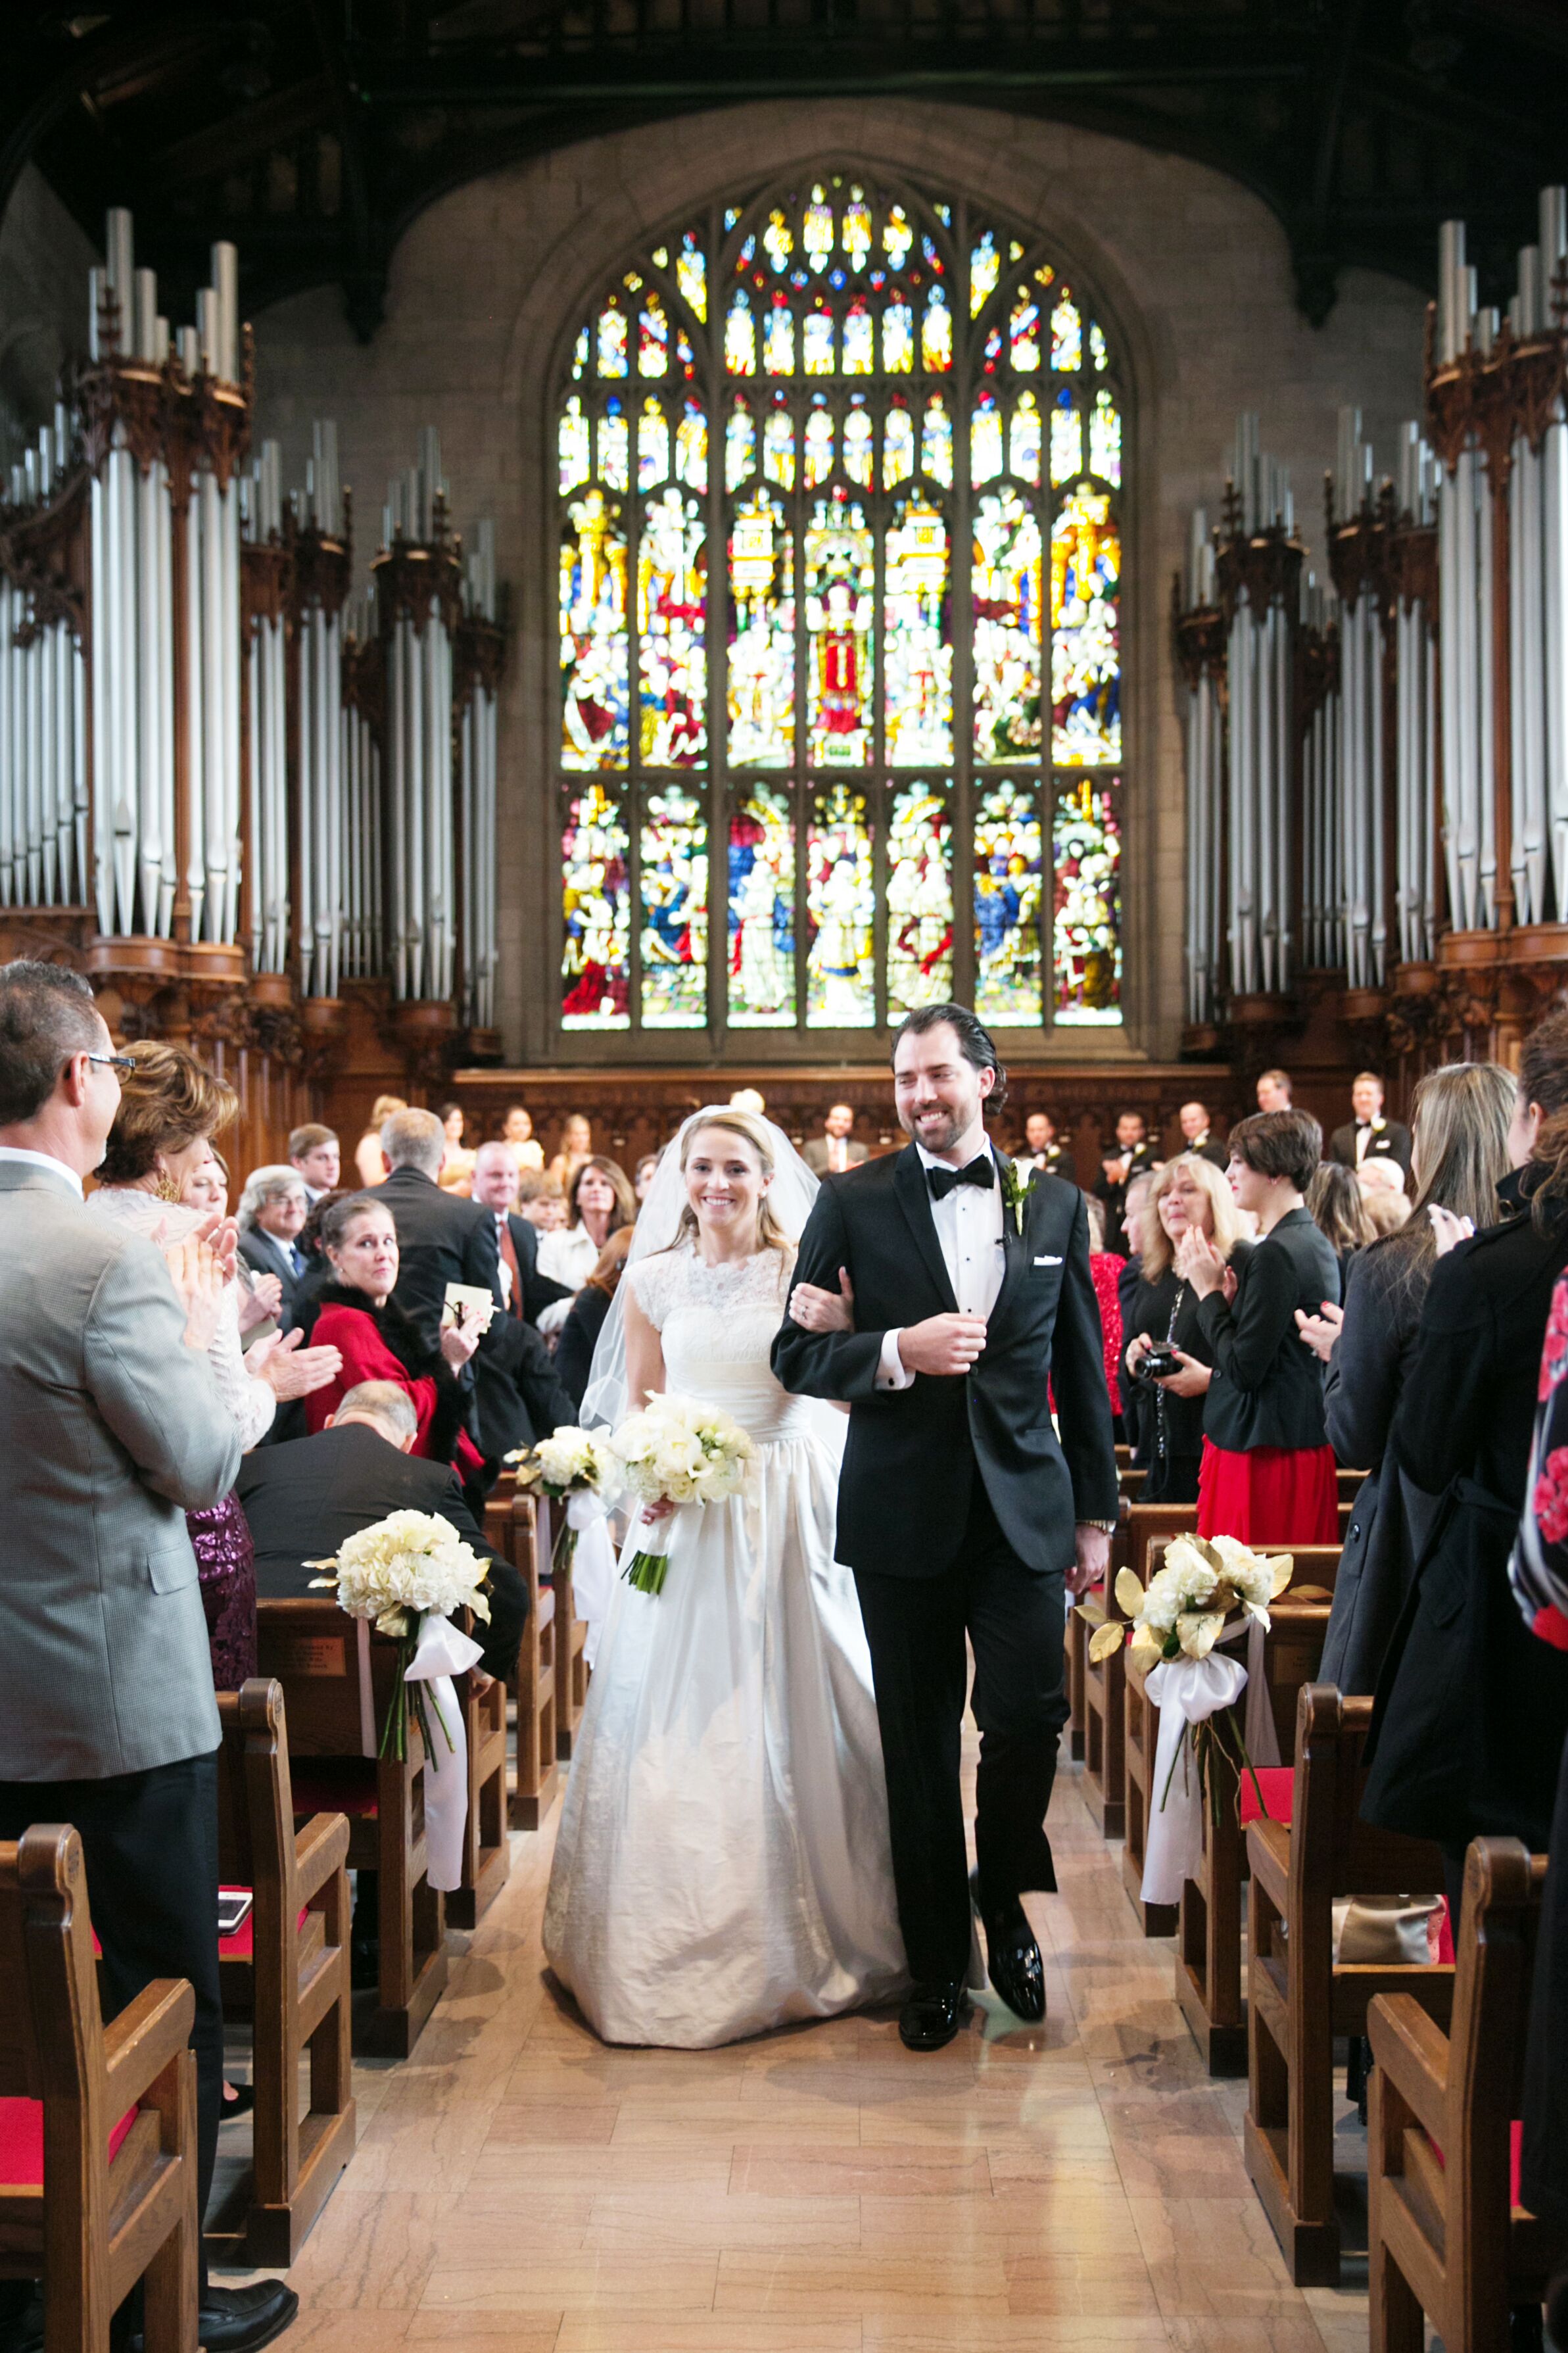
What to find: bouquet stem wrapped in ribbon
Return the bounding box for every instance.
[609,1394,755,1595]
[308,1510,492,1892]
[1079,1533,1295,1909]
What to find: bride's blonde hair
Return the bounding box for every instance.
[664,1111,793,1259]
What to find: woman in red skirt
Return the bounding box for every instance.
[1179,1109,1341,1546]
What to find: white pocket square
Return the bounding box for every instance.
[1034,1253,1062,1266]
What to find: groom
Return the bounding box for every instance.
[772,1004,1118,2050]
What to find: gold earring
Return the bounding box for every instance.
[153,1163,181,1204]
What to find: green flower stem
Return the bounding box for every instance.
[623,1549,670,1597]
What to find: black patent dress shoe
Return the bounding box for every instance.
[131,2281,300,2353]
[970,1870,1046,2023]
[899,1981,970,2050]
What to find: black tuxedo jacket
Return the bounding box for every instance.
[1183,1134,1230,1171]
[1022,1144,1078,1190]
[1329,1118,1412,1180]
[235,1422,528,1681]
[239,1225,306,1332]
[771,1144,1118,1578]
[1094,1138,1155,1253]
[497,1211,571,1326]
[1197,1206,1340,1453]
[379,1165,503,1347]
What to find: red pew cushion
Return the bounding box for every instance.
[1240,1767,1295,1828]
[0,2098,137,2187]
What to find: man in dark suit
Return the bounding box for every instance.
[803,1102,870,1176]
[236,1381,530,1685]
[1177,1099,1229,1169]
[237,1165,311,1332]
[1328,1071,1413,1183]
[470,1140,572,1327]
[1094,1109,1155,1255]
[1018,1109,1076,1188]
[773,1004,1118,2051]
[378,1108,503,1344]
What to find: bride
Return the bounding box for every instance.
[542,1106,906,2047]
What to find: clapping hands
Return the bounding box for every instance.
[1175,1225,1232,1302]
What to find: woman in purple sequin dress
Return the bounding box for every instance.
[87,1044,343,1689]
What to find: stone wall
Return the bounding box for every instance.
[0,164,100,469]
[250,105,1427,1063]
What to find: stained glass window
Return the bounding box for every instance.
[1053,776,1121,1023]
[558,181,1127,1037]
[640,785,708,1026]
[728,787,796,1025]
[887,781,954,1011]
[974,779,1043,1023]
[561,783,630,1027]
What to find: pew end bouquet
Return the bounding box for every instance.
[308,1509,492,1760]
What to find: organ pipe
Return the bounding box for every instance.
[1216,416,1300,1000]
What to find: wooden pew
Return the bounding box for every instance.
[1165,1545,1343,2069]
[1245,1684,1452,2287]
[448,1660,511,1930]
[1368,1837,1564,2353]
[255,1599,447,2059]
[0,1824,199,2352]
[538,1495,590,1760]
[209,1680,355,2266]
[1083,1501,1212,1847]
[488,1492,559,1830]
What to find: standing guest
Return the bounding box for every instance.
[501,1102,545,1170]
[538,1154,638,1294]
[287,1121,339,1203]
[376,1105,503,1347]
[1306,1159,1374,1293]
[634,1153,659,1202]
[354,1094,405,1186]
[805,1101,868,1176]
[1362,1013,1568,1913]
[1255,1068,1293,1113]
[470,1139,571,1326]
[1083,1196,1127,1420]
[1182,1108,1341,1544]
[299,1192,485,1476]
[1178,1100,1229,1169]
[0,961,297,2353]
[517,1170,567,1230]
[556,1226,636,1411]
[1124,1155,1241,1505]
[1018,1109,1076,1186]
[436,1101,476,1196]
[1094,1109,1154,1257]
[1295,1061,1517,1698]
[547,1111,593,1193]
[238,1165,311,1330]
[1329,1069,1413,1182]
[87,1041,341,1690]
[184,1142,229,1216]
[191,1150,282,1346]
[1116,1173,1156,1459]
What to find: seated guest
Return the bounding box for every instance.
[1124,1153,1241,1504]
[634,1153,659,1202]
[299,1192,485,1484]
[436,1100,476,1196]
[804,1102,868,1176]
[1363,1013,1568,1912]
[1306,1159,1373,1292]
[354,1094,405,1186]
[728,1086,767,1117]
[237,1164,311,1329]
[237,1380,529,1686]
[501,1102,545,1170]
[1363,1183,1412,1238]
[288,1121,339,1203]
[1095,1109,1154,1255]
[1329,1069,1413,1182]
[1295,1060,1516,1698]
[191,1150,281,1344]
[557,1227,635,1411]
[1358,1153,1409,1205]
[1183,1108,1340,1545]
[470,1139,571,1326]
[183,1142,229,1215]
[1255,1067,1293,1112]
[1018,1109,1076,1186]
[1177,1099,1228,1169]
[517,1170,567,1230]
[538,1153,637,1294]
[546,1110,592,1192]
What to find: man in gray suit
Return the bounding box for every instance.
[0,962,298,2353]
[803,1101,870,1176]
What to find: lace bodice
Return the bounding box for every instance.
[86,1186,275,1451]
[629,1242,810,1442]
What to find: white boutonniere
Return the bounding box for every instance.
[997,1157,1037,1237]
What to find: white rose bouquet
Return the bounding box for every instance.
[508,1424,613,1582]
[309,1509,492,1762]
[609,1393,755,1595]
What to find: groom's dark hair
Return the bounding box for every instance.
[891,1004,1008,1109]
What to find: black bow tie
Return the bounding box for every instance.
[927,1155,995,1201]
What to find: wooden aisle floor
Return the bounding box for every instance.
[256,1739,1373,2353]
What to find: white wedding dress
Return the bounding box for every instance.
[542,1240,907,2047]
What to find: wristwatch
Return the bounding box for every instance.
[1080,1517,1118,1535]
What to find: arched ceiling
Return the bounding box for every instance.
[7,0,1568,341]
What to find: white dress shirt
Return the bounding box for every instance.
[1354,1117,1386,1165]
[876,1140,1006,1390]
[0,1146,84,1200]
